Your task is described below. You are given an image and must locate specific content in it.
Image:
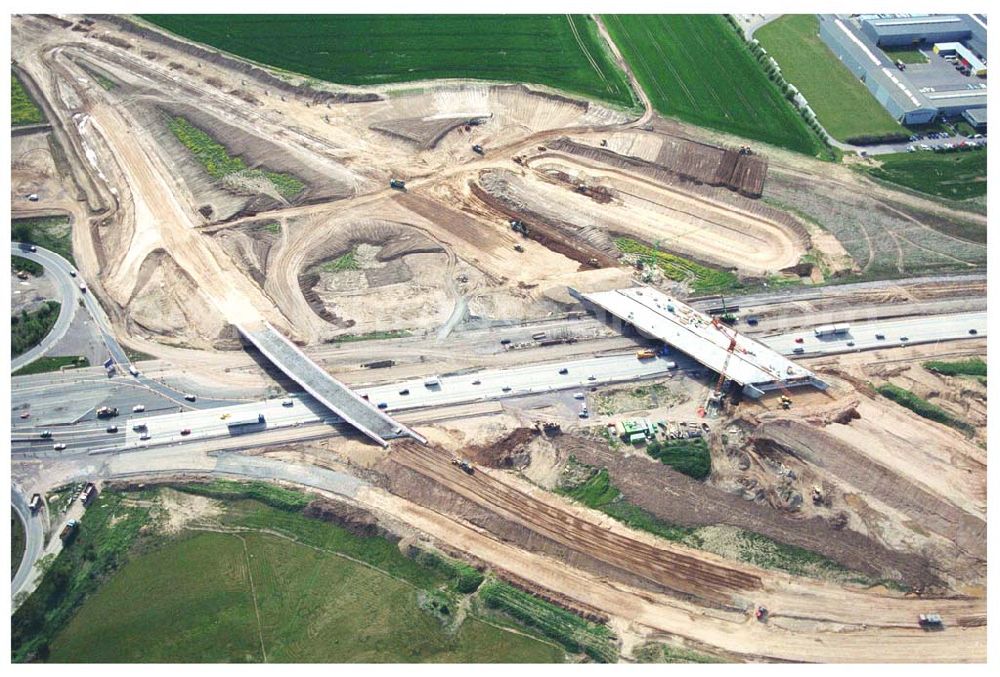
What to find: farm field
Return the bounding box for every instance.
[864,150,987,201]
[11,71,44,126]
[49,531,563,663]
[755,15,903,141]
[602,14,822,155]
[141,15,636,109]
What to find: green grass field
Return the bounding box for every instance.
[12,71,44,126]
[645,438,712,480]
[12,255,43,277]
[877,383,974,435]
[603,15,821,155]
[49,531,562,663]
[864,150,987,200]
[923,358,986,378]
[754,15,903,141]
[615,238,742,295]
[142,15,636,109]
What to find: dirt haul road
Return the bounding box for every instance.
[367,442,984,662]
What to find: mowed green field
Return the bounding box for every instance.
[755,15,903,141]
[49,531,563,663]
[866,150,987,200]
[11,71,44,126]
[603,15,821,155]
[141,15,635,108]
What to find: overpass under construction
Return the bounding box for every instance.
[577,287,827,398]
[236,322,426,446]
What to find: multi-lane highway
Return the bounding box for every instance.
[11,485,45,599]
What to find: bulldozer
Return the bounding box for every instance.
[451,458,475,475]
[510,219,529,236]
[513,244,525,253]
[780,395,792,410]
[389,178,406,190]
[472,144,485,155]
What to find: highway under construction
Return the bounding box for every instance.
[10,13,988,665]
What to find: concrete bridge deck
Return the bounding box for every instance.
[237,322,425,446]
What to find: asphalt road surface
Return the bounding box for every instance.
[10,243,81,372]
[11,485,44,600]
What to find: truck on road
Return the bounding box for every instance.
[96,406,118,418]
[60,520,79,542]
[636,349,657,359]
[29,494,43,513]
[814,323,850,337]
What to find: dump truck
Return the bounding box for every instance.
[513,244,524,253]
[80,482,98,506]
[510,219,528,235]
[636,349,657,359]
[29,494,43,513]
[389,178,406,190]
[96,406,118,418]
[451,458,475,474]
[60,520,79,542]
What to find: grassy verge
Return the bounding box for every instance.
[13,356,90,377]
[754,15,903,141]
[331,329,411,343]
[12,301,60,358]
[12,255,43,276]
[12,71,44,126]
[634,642,724,663]
[12,516,27,579]
[558,458,898,584]
[645,438,712,480]
[167,116,305,199]
[603,14,821,155]
[12,215,75,265]
[923,358,986,378]
[478,578,617,662]
[142,15,636,109]
[877,383,974,434]
[321,248,359,272]
[169,479,310,512]
[863,149,987,201]
[881,47,929,64]
[615,237,741,294]
[12,490,156,662]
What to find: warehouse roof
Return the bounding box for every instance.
[581,287,816,388]
[963,107,988,124]
[863,14,970,39]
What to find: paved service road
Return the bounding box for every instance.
[11,485,45,601]
[11,243,81,372]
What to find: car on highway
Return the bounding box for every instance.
[28,245,37,252]
[139,433,151,441]
[587,375,597,381]
[40,430,52,439]
[502,386,512,392]
[500,339,511,345]
[472,380,482,385]
[558,368,569,375]
[847,341,855,347]
[794,337,804,344]
[377,402,388,409]
[793,347,805,354]
[128,366,139,377]
[875,333,885,340]
[69,270,77,277]
[132,423,147,432]
[180,429,191,436]
[106,425,118,433]
[132,404,146,413]
[184,394,197,402]
[19,411,30,419]
[900,336,909,342]
[53,443,67,451]
[282,399,294,407]
[573,392,585,400]
[969,329,978,335]
[399,389,410,396]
